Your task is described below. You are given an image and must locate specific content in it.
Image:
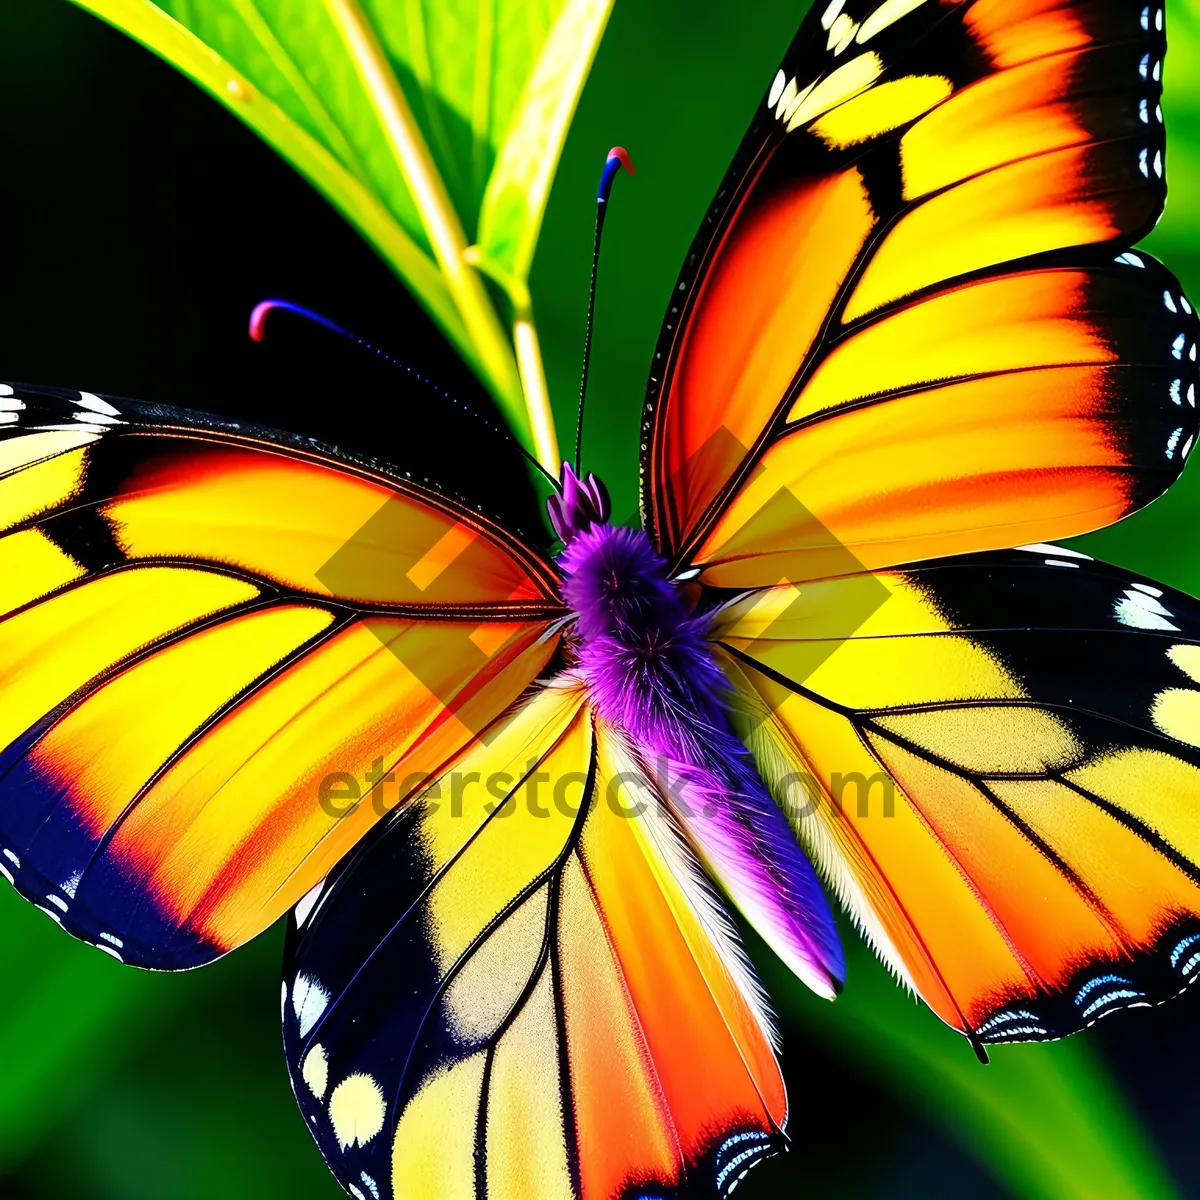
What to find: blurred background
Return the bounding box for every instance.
[1,0,1200,1196]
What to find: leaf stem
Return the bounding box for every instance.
[464,247,561,474]
[320,0,537,456]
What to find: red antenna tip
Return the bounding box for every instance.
[607,146,636,176]
[248,300,275,343]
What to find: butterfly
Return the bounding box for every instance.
[2,0,1198,1197]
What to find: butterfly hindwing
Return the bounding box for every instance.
[714,548,1200,1044]
[642,0,1197,585]
[282,681,787,1200]
[0,383,563,967]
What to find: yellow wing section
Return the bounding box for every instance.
[713,549,1200,1046]
[0,384,562,968]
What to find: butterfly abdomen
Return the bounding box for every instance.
[557,520,845,996]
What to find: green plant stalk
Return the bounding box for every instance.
[318,0,552,466]
[466,245,561,474]
[477,0,615,281]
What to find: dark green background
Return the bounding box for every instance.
[1,1,1200,1197]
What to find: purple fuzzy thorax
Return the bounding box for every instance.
[553,481,844,997]
[559,523,732,759]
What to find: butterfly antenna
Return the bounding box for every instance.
[575,147,635,474]
[249,298,557,487]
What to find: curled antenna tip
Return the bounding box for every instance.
[248,300,275,343]
[248,298,346,344]
[598,147,636,204]
[607,146,636,175]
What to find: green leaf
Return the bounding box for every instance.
[477,0,613,284]
[760,936,1181,1200]
[65,0,611,471]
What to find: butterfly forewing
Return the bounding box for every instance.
[0,384,563,967]
[642,0,1195,586]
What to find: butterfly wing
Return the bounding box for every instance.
[0,383,564,968]
[282,679,787,1200]
[642,0,1197,585]
[713,548,1200,1045]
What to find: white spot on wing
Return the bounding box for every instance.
[775,76,799,120]
[1115,588,1179,631]
[3,848,20,867]
[292,973,330,1038]
[820,0,846,29]
[767,69,786,108]
[302,1044,329,1099]
[1016,543,1091,560]
[293,877,327,929]
[75,391,120,416]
